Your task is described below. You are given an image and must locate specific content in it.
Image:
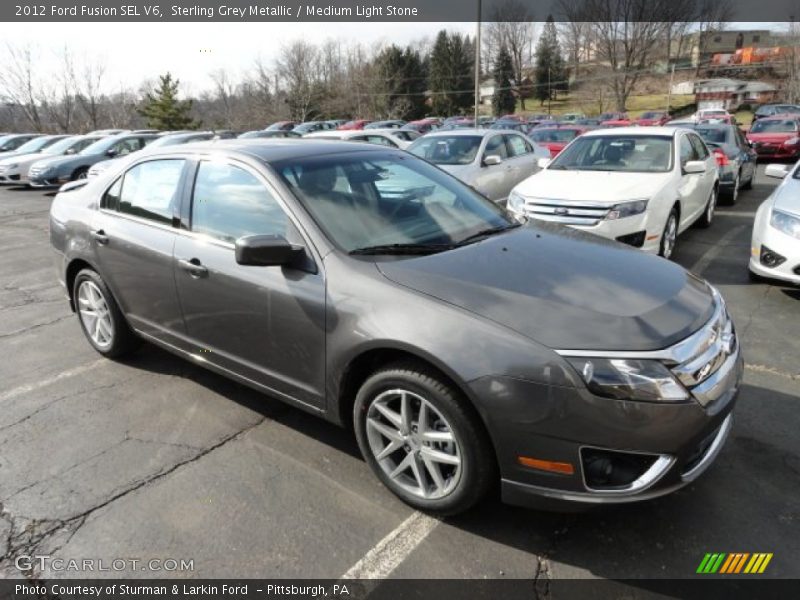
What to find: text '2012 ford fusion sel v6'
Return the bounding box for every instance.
[49,140,742,515]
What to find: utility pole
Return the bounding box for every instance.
[666,63,676,114]
[547,67,552,115]
[474,0,482,124]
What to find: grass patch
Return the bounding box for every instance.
[515,94,695,118]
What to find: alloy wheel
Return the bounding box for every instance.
[365,388,462,499]
[662,214,678,259]
[77,280,114,348]
[706,189,717,223]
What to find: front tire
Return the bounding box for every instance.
[73,269,139,358]
[659,207,679,260]
[72,167,88,181]
[353,363,495,516]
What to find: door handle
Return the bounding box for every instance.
[90,229,109,245]
[177,258,208,278]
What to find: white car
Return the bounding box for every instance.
[508,127,719,258]
[304,128,420,149]
[749,161,800,284]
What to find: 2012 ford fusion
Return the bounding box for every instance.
[50,140,742,514]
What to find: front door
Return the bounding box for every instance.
[173,160,327,410]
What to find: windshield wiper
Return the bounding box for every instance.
[349,243,455,256]
[456,222,521,246]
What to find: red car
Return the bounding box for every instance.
[635,111,670,126]
[402,118,442,134]
[598,112,629,126]
[746,115,800,160]
[600,119,633,128]
[529,126,587,157]
[337,119,372,131]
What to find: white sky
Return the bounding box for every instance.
[3,21,789,96]
[3,22,474,95]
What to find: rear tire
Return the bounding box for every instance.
[72,167,88,181]
[73,269,139,358]
[353,362,495,516]
[697,188,717,228]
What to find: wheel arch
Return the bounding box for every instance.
[65,258,99,311]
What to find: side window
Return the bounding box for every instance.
[101,177,122,210]
[484,135,508,159]
[689,134,709,159]
[505,134,529,157]
[679,135,697,165]
[118,160,185,224]
[366,135,397,148]
[191,162,288,244]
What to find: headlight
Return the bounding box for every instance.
[4,163,18,170]
[567,358,689,402]
[605,199,648,221]
[507,190,526,214]
[770,209,800,239]
[784,137,800,146]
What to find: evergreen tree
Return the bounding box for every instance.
[492,46,516,116]
[428,31,474,115]
[378,45,428,120]
[534,16,566,106]
[138,73,199,130]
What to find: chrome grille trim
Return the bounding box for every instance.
[520,197,610,226]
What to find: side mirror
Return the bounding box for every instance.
[537,157,551,169]
[65,148,76,155]
[106,148,118,157]
[235,234,304,267]
[683,160,706,174]
[483,154,503,166]
[764,164,791,179]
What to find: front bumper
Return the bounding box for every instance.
[29,174,67,188]
[749,222,800,285]
[470,292,743,508]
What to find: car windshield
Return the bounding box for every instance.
[274,151,514,254]
[548,135,673,173]
[694,128,729,144]
[750,119,798,133]
[530,129,579,143]
[407,136,482,165]
[43,136,83,154]
[13,137,51,153]
[640,112,663,119]
[79,137,118,155]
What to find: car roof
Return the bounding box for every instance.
[419,128,521,137]
[580,126,680,137]
[172,138,398,162]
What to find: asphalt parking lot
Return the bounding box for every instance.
[0,167,798,585]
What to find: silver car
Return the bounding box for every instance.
[407,129,549,204]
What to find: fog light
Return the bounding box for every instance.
[581,448,658,489]
[760,245,786,268]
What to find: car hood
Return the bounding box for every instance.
[747,132,793,142]
[514,169,668,204]
[376,223,714,352]
[772,179,800,218]
[0,152,41,165]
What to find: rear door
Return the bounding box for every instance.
[91,158,188,344]
[677,133,707,228]
[172,159,327,410]
[474,133,511,203]
[504,133,539,188]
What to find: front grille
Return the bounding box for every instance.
[670,296,736,397]
[521,198,610,226]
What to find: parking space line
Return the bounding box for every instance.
[688,225,747,276]
[0,359,105,403]
[340,511,439,579]
[714,211,757,218]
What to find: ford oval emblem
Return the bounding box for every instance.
[554,207,569,216]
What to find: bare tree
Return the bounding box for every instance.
[41,46,78,132]
[484,0,535,109]
[73,57,106,130]
[209,68,238,128]
[2,43,45,130]
[695,0,735,74]
[275,40,322,121]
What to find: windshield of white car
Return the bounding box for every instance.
[407,136,482,165]
[14,137,53,153]
[547,135,674,173]
[750,119,799,134]
[42,136,84,154]
[274,151,515,254]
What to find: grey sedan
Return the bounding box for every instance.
[407,129,549,204]
[50,140,741,515]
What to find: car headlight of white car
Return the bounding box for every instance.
[2,163,18,170]
[507,190,526,214]
[606,199,649,221]
[770,209,800,240]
